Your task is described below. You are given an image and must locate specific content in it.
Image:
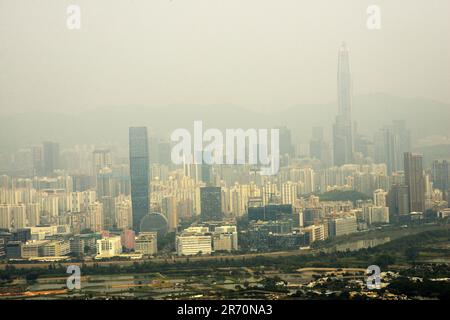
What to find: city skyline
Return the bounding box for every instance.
[0,0,449,304]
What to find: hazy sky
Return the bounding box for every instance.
[1,0,449,114]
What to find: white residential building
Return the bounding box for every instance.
[176,234,212,256]
[96,236,122,258]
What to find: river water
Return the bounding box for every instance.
[324,237,391,253]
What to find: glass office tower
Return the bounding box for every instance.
[129,127,150,232]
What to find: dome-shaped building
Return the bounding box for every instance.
[139,212,168,238]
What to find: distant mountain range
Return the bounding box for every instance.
[1,93,449,151]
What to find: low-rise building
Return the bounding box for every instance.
[21,240,50,259]
[5,241,22,259]
[70,233,100,256]
[41,240,71,257]
[268,232,309,250]
[328,216,358,237]
[438,208,450,219]
[303,224,326,242]
[176,233,212,256]
[28,225,71,241]
[362,206,390,225]
[135,232,157,255]
[212,225,238,252]
[212,233,236,252]
[96,236,122,258]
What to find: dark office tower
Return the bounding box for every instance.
[129,127,150,233]
[309,139,321,160]
[201,164,213,186]
[275,126,293,157]
[388,184,410,222]
[12,229,31,242]
[309,127,332,166]
[404,152,425,213]
[42,142,60,176]
[379,126,400,175]
[31,145,43,176]
[393,120,411,163]
[310,127,323,160]
[101,196,116,230]
[432,160,449,193]
[333,43,353,166]
[200,186,222,221]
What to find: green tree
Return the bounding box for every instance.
[405,247,419,264]
[25,272,39,283]
[373,253,396,269]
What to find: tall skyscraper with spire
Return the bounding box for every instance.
[129,127,150,233]
[333,43,354,166]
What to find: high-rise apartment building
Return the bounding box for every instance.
[162,196,178,231]
[92,149,112,188]
[373,189,387,207]
[404,152,425,213]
